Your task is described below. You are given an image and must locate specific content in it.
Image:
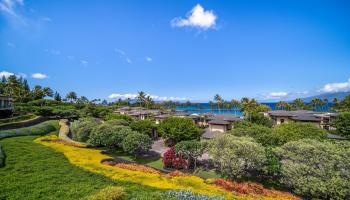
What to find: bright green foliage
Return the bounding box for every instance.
[175,140,204,169]
[105,113,134,124]
[230,121,277,146]
[272,122,327,145]
[0,136,165,199]
[158,117,202,144]
[249,113,273,127]
[0,114,36,124]
[130,119,156,137]
[88,124,134,148]
[275,139,350,199]
[71,117,101,142]
[106,119,129,126]
[333,95,350,112]
[122,132,153,157]
[0,120,59,139]
[207,135,266,179]
[88,186,125,200]
[332,112,350,137]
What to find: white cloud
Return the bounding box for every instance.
[7,42,15,48]
[269,92,288,97]
[40,17,51,22]
[171,4,217,30]
[18,72,26,78]
[0,71,14,78]
[320,78,350,93]
[115,48,132,64]
[31,73,48,79]
[81,60,88,66]
[145,57,152,62]
[0,0,24,18]
[108,93,188,101]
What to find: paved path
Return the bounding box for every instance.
[151,138,169,156]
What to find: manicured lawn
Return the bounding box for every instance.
[194,168,222,179]
[0,136,167,200]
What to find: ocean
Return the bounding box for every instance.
[176,103,333,116]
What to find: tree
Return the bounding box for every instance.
[105,113,133,124]
[137,91,147,107]
[175,140,204,169]
[71,117,101,142]
[272,122,327,145]
[230,121,277,146]
[291,98,307,110]
[158,117,202,144]
[276,101,290,111]
[230,99,241,115]
[332,112,350,138]
[214,94,223,113]
[332,95,350,112]
[275,139,350,199]
[207,135,266,179]
[53,91,62,101]
[130,119,156,138]
[66,91,78,103]
[122,132,152,157]
[249,112,273,127]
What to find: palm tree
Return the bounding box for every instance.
[310,98,322,111]
[292,98,306,110]
[137,91,147,107]
[230,99,240,116]
[214,94,223,113]
[66,91,77,103]
[333,98,338,104]
[323,98,329,112]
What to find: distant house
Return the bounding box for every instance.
[264,110,338,130]
[201,114,242,139]
[0,95,13,118]
[129,109,161,120]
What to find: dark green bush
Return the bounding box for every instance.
[0,144,5,168]
[104,113,133,124]
[122,132,152,157]
[130,119,156,137]
[105,119,129,126]
[88,124,134,148]
[332,112,350,138]
[71,118,101,142]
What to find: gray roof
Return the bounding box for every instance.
[208,119,231,125]
[267,110,317,117]
[154,114,171,119]
[290,115,321,122]
[208,114,241,122]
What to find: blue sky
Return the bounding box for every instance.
[1,0,350,102]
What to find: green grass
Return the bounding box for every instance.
[194,168,222,179]
[0,136,168,200]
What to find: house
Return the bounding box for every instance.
[154,114,171,124]
[0,95,13,118]
[128,109,161,120]
[201,114,242,139]
[264,110,338,130]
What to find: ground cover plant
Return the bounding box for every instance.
[0,136,173,200]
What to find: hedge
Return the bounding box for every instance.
[0,120,59,140]
[0,116,47,131]
[0,114,36,124]
[0,144,5,168]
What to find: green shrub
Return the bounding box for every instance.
[249,113,273,127]
[0,144,5,168]
[122,132,152,157]
[130,119,156,137]
[332,112,350,138]
[158,117,202,144]
[0,120,59,139]
[53,109,80,120]
[71,118,101,142]
[207,135,266,179]
[104,113,133,124]
[272,122,327,145]
[105,119,129,126]
[175,140,204,169]
[88,124,134,148]
[88,186,125,200]
[275,139,350,199]
[230,121,277,146]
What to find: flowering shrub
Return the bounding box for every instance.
[163,190,225,200]
[163,147,188,169]
[209,179,299,200]
[168,170,188,177]
[88,186,125,200]
[115,163,160,174]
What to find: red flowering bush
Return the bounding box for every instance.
[162,147,188,169]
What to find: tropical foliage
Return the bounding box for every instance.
[130,119,156,137]
[175,140,204,169]
[274,139,350,199]
[71,117,101,142]
[332,112,350,137]
[121,132,153,157]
